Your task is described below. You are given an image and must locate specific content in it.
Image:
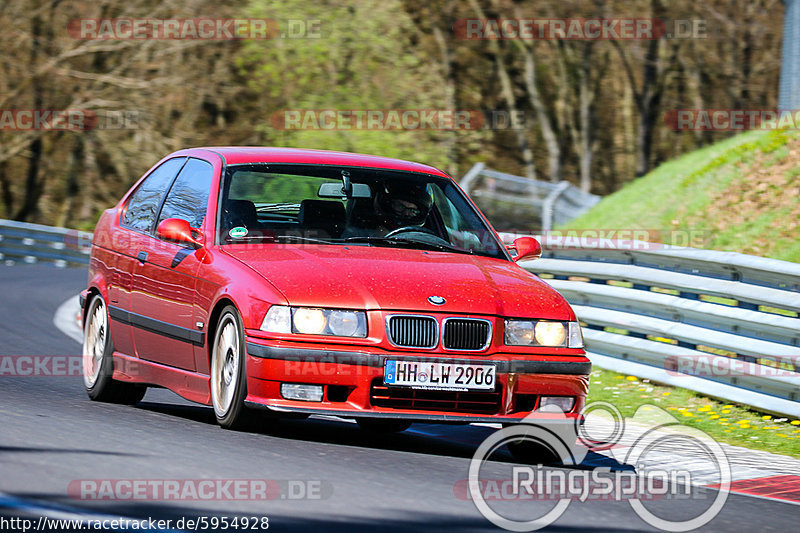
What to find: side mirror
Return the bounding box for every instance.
[157,218,203,248]
[508,236,542,262]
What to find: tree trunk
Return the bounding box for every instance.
[517,41,560,182]
[15,13,44,222]
[468,0,535,179]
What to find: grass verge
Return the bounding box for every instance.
[587,368,800,458]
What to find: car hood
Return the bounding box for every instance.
[223,245,574,319]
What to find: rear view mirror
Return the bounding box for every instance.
[318,182,371,199]
[157,218,203,248]
[508,236,542,262]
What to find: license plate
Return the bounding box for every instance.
[384,360,496,391]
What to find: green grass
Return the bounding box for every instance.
[587,368,800,458]
[567,128,800,261]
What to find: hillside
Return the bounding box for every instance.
[566,129,800,262]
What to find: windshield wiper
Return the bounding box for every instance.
[342,236,474,255]
[273,235,335,245]
[256,203,300,212]
[226,234,334,245]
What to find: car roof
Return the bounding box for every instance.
[174,147,450,178]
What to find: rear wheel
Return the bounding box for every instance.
[83,294,146,405]
[211,306,257,430]
[356,418,412,433]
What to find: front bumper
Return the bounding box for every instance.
[244,340,591,423]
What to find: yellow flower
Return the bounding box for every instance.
[667,407,677,411]
[762,415,772,420]
[663,392,671,396]
[626,376,638,381]
[698,406,712,411]
[719,418,728,422]
[710,415,720,420]
[740,424,751,429]
[723,405,733,408]
[682,412,693,417]
[721,409,731,414]
[791,420,800,426]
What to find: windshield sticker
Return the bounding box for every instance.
[229,226,248,238]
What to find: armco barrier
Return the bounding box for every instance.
[500,232,800,417]
[2,219,798,416]
[0,219,92,267]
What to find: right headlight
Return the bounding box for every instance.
[504,320,583,348]
[261,305,367,338]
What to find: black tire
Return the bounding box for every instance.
[83,294,146,405]
[356,418,413,434]
[210,305,258,430]
[506,439,561,464]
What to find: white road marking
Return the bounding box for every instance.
[53,294,83,344]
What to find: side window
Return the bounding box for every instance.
[122,158,186,232]
[157,158,214,229]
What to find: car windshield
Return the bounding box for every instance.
[217,164,506,259]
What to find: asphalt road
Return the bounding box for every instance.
[0,265,797,532]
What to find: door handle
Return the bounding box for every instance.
[136,251,148,264]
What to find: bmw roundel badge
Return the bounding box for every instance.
[427,295,446,305]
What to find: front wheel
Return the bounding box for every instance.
[211,305,256,430]
[82,294,146,404]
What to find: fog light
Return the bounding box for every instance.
[539,396,575,412]
[281,383,323,402]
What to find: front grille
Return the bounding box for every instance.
[370,379,501,414]
[386,315,437,348]
[443,318,491,350]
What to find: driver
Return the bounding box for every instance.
[374,180,433,232]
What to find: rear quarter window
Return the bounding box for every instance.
[122,157,186,232]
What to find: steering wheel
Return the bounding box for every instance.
[385,226,439,238]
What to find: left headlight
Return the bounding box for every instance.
[261,305,367,338]
[504,320,583,348]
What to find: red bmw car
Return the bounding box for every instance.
[81,147,590,437]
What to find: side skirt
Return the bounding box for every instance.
[112,352,211,405]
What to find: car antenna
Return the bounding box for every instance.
[341,170,352,198]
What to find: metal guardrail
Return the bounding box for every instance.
[460,163,600,231]
[0,219,92,267]
[499,232,800,417]
[3,219,798,416]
